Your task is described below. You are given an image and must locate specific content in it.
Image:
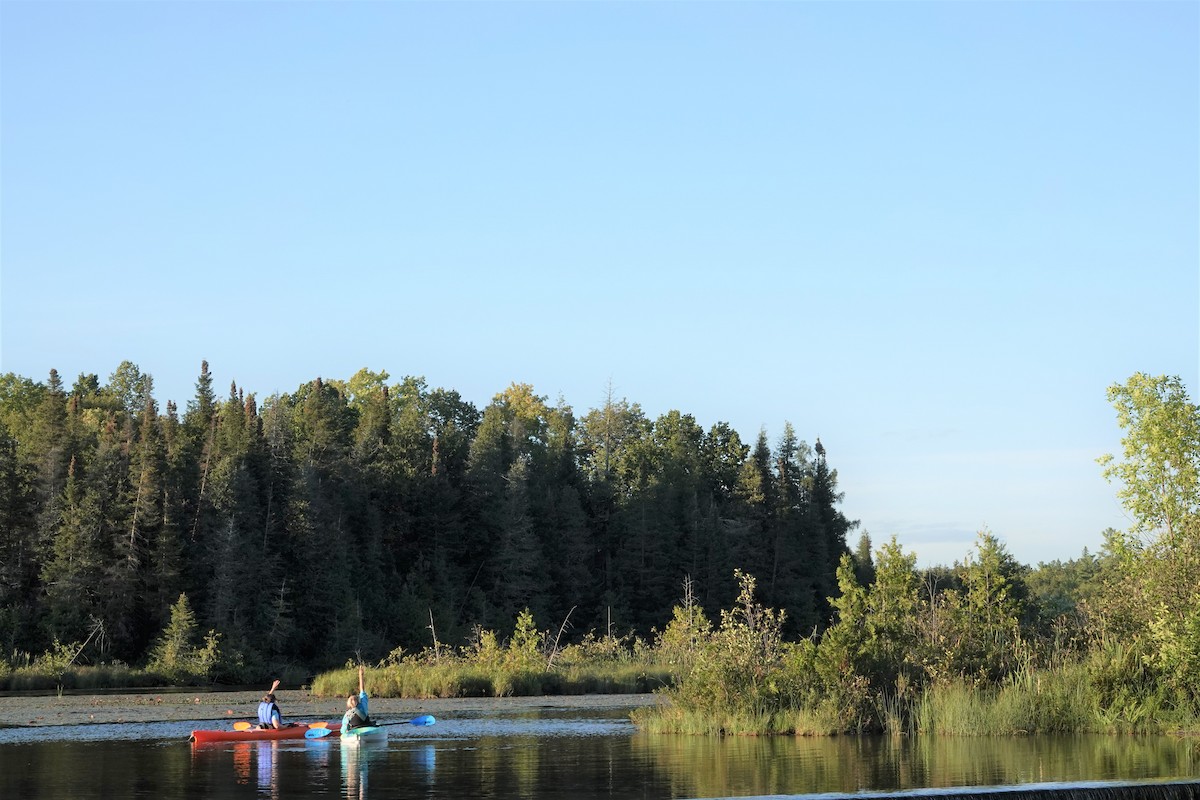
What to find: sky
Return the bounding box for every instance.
[2,1,1197,569]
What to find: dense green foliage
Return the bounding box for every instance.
[640,372,1200,735]
[0,362,853,682]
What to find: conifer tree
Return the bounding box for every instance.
[41,458,109,647]
[492,456,547,625]
[0,422,35,651]
[733,430,776,585]
[146,401,186,631]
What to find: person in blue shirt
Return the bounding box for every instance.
[341,665,374,731]
[257,679,286,729]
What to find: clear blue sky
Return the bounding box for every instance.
[2,1,1197,569]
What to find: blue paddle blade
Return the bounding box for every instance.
[305,727,333,739]
[410,715,436,726]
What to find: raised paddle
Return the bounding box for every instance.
[305,715,437,739]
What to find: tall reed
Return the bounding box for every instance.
[309,661,673,699]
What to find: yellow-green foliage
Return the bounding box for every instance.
[653,599,712,671]
[0,646,152,691]
[661,571,791,722]
[914,665,1098,736]
[311,659,671,700]
[1093,374,1200,716]
[638,533,1200,736]
[310,609,674,699]
[147,594,223,682]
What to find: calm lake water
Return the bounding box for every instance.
[1,697,1198,799]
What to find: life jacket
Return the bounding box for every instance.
[344,705,369,730]
[257,700,280,727]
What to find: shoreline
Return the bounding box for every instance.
[0,690,657,728]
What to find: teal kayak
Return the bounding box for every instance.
[340,725,387,743]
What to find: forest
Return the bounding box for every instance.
[1,364,1197,735]
[0,361,853,679]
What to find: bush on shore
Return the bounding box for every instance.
[634,545,1200,737]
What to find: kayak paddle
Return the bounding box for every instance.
[235,720,328,731]
[305,715,437,739]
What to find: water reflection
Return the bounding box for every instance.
[634,732,1200,797]
[227,740,282,796]
[257,741,280,797]
[341,739,385,798]
[305,734,436,798]
[2,705,1196,799]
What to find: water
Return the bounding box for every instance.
[1,698,1197,799]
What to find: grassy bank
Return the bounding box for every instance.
[636,661,1200,737]
[311,609,676,700]
[1,661,160,692]
[310,660,671,699]
[631,566,1200,737]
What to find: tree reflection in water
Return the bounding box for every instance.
[633,733,1200,797]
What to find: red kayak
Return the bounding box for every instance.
[190,723,339,743]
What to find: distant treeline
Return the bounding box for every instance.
[0,361,855,678]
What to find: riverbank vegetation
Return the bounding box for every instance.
[635,373,1200,735]
[1,364,1196,738]
[310,610,671,699]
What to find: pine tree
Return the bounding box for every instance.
[0,422,35,652]
[545,484,595,625]
[492,456,547,625]
[146,401,186,632]
[809,447,856,621]
[733,430,776,587]
[41,458,109,646]
[203,385,270,654]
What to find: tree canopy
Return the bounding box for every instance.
[0,362,854,677]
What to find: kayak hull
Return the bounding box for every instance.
[340,725,387,743]
[190,724,336,743]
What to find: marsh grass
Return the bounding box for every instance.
[912,664,1166,735]
[310,661,674,699]
[631,703,774,736]
[642,656,1200,736]
[2,663,158,692]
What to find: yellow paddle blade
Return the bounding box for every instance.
[233,722,253,731]
[307,721,328,729]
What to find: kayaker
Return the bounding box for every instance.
[257,679,286,729]
[342,665,374,730]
